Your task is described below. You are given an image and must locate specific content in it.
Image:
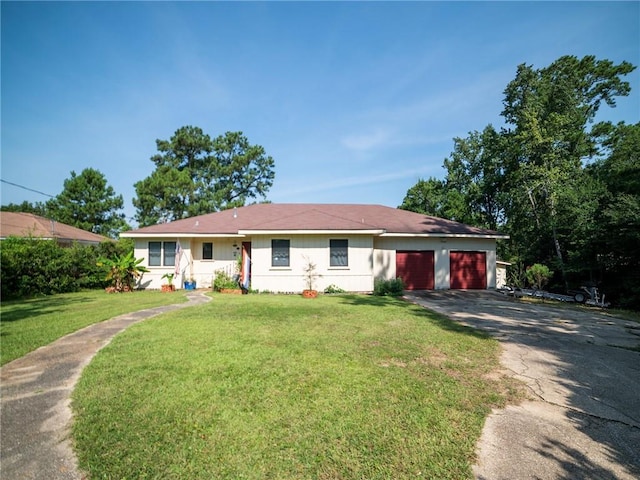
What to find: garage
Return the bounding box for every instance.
[450,251,487,289]
[396,251,434,290]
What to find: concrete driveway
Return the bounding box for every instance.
[405,290,640,480]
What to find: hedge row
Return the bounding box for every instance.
[0,237,132,299]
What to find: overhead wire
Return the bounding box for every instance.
[0,179,55,198]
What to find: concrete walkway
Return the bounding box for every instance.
[0,291,211,480]
[405,290,640,480]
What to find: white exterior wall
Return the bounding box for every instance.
[133,238,173,289]
[133,234,498,291]
[189,238,243,289]
[133,238,241,290]
[373,236,498,289]
[249,235,374,293]
[496,261,510,289]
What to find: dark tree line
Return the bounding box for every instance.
[400,56,639,308]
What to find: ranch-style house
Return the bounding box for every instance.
[120,203,508,292]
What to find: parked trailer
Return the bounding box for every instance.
[500,286,609,307]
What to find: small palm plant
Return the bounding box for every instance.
[97,251,149,292]
[161,272,177,292]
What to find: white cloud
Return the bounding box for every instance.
[341,128,392,151]
[273,164,437,199]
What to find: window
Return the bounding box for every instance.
[203,242,213,260]
[272,239,290,267]
[148,241,177,267]
[149,242,162,266]
[330,239,348,267]
[164,241,176,267]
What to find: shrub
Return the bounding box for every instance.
[0,237,131,299]
[324,284,346,294]
[525,263,553,291]
[373,277,405,296]
[213,270,239,291]
[97,251,149,292]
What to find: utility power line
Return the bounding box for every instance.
[0,179,55,198]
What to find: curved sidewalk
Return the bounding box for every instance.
[1,291,211,480]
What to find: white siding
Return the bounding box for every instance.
[249,235,374,293]
[133,238,241,290]
[132,234,499,291]
[496,261,510,289]
[374,236,498,289]
[190,238,240,288]
[132,238,178,289]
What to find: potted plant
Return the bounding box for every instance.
[302,256,320,298]
[183,277,197,290]
[161,272,176,292]
[213,270,242,294]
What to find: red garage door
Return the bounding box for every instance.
[450,251,487,289]
[396,251,434,290]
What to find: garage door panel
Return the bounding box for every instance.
[450,252,486,289]
[396,251,434,290]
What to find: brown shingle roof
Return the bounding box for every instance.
[0,212,110,244]
[122,204,507,237]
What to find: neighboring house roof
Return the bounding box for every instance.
[0,212,110,245]
[122,204,508,239]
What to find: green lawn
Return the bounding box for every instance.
[0,290,189,365]
[72,294,519,479]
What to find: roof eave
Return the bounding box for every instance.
[380,232,510,239]
[238,229,386,235]
[120,232,246,239]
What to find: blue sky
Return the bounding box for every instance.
[2,1,638,225]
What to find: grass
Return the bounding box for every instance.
[0,290,189,365]
[72,294,520,479]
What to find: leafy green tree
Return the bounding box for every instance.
[501,56,635,283]
[443,125,508,230]
[587,122,640,307]
[398,177,467,221]
[401,55,636,303]
[46,168,129,238]
[133,127,275,226]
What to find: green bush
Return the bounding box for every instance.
[0,237,131,299]
[98,251,149,292]
[324,284,346,294]
[373,277,405,296]
[525,263,553,290]
[213,270,239,291]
